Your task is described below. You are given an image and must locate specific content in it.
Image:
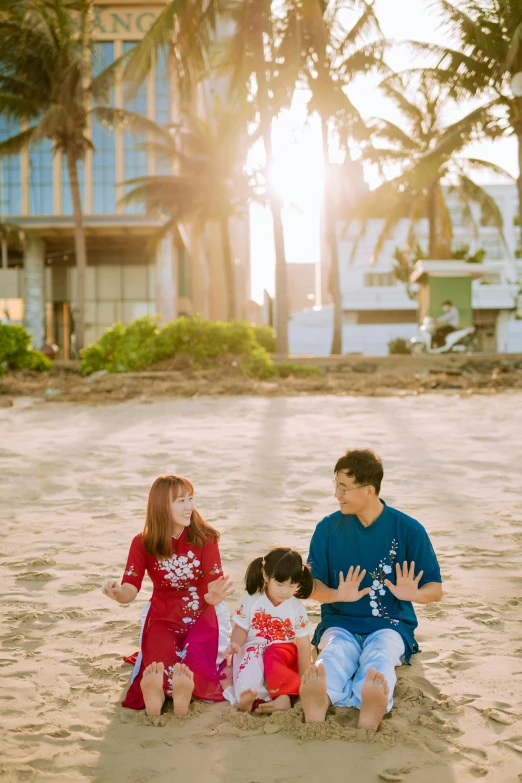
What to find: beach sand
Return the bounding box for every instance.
[1,394,521,783]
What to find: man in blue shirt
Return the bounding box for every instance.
[300,449,442,730]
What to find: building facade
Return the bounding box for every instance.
[0,1,251,356]
[289,183,522,355]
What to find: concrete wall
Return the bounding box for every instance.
[288,306,418,356]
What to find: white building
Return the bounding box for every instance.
[289,183,522,356]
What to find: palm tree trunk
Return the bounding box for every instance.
[254,40,289,355]
[261,124,288,354]
[517,133,522,249]
[23,234,45,350]
[321,118,343,355]
[220,215,236,321]
[427,183,440,259]
[66,153,87,354]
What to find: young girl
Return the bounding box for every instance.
[224,547,313,714]
[102,475,233,717]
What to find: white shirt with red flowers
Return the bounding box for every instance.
[233,591,311,646]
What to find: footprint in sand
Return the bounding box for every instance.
[15,572,54,582]
[379,769,412,782]
[485,709,516,725]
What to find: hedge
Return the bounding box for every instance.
[80,316,277,380]
[0,324,51,376]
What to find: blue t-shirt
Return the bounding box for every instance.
[307,501,442,663]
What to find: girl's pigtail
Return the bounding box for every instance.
[295,563,314,600]
[245,556,265,595]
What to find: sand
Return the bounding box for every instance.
[1,393,521,783]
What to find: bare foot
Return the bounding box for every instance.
[255,694,292,713]
[140,662,165,716]
[171,663,194,717]
[299,663,331,724]
[358,668,389,731]
[238,688,258,712]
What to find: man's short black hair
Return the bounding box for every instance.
[442,300,453,306]
[334,449,383,495]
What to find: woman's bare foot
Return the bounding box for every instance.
[358,668,389,731]
[141,662,165,716]
[171,663,194,717]
[299,663,331,724]
[238,688,258,712]
[255,694,292,713]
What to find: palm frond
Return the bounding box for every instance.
[455,174,506,240]
[89,108,176,143]
[464,157,515,180]
[0,125,38,156]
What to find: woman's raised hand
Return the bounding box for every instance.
[335,566,372,603]
[102,579,123,601]
[204,575,235,606]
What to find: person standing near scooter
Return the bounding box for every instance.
[433,300,459,347]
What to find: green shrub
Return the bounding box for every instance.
[276,362,321,378]
[388,337,410,355]
[0,324,51,375]
[253,325,276,353]
[240,346,277,380]
[79,317,162,375]
[80,316,277,380]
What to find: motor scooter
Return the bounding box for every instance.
[409,316,478,354]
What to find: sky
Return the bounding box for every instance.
[249,0,518,303]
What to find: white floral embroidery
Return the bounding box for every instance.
[156,552,203,588]
[367,539,399,625]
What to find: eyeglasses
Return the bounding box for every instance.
[332,479,370,496]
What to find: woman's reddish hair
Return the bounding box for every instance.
[142,475,219,558]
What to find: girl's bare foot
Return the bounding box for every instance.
[238,688,258,712]
[358,668,389,730]
[299,663,331,724]
[255,694,292,713]
[171,663,194,717]
[141,662,165,716]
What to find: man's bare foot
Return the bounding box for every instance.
[171,663,194,717]
[358,668,389,731]
[255,694,292,713]
[238,688,258,712]
[299,663,331,724]
[141,662,165,716]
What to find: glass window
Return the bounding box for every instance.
[123,41,148,214]
[364,272,396,287]
[155,48,171,175]
[92,41,117,214]
[0,117,21,216]
[29,137,54,215]
[156,49,170,125]
[62,158,85,215]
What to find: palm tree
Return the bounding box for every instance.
[0,0,122,351]
[408,1,522,245]
[280,0,385,353]
[351,72,510,263]
[0,0,220,352]
[123,110,251,320]
[217,1,293,354]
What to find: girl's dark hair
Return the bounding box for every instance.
[245,547,313,599]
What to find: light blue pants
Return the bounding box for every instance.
[316,627,405,712]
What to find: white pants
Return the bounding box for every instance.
[223,638,270,705]
[317,627,405,712]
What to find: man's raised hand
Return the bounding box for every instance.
[384,561,424,602]
[335,566,371,602]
